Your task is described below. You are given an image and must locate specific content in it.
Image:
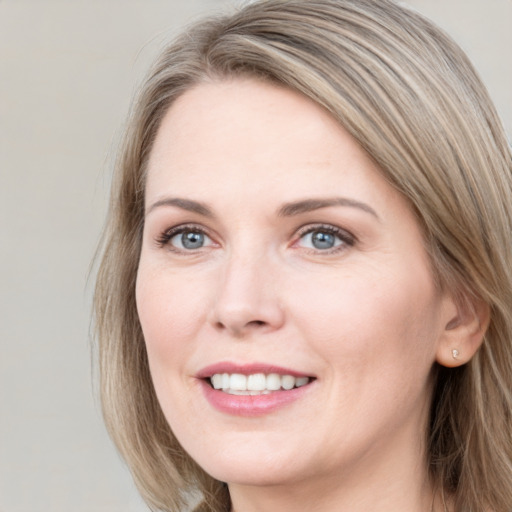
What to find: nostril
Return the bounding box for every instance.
[214,318,267,334]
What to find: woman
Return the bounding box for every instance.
[94,0,512,511]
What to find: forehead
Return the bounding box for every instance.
[145,78,397,211]
[148,78,351,167]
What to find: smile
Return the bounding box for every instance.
[210,373,311,395]
[197,363,316,416]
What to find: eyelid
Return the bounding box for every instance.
[154,223,217,251]
[292,223,356,252]
[153,221,356,255]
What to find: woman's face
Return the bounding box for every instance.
[136,79,455,489]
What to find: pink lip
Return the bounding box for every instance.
[196,361,315,417]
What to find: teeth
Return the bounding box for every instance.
[247,373,266,391]
[211,374,223,389]
[267,373,281,390]
[209,373,311,393]
[295,377,309,387]
[281,375,295,390]
[230,373,247,391]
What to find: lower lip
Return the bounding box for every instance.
[199,380,314,417]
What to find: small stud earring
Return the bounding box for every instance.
[452,349,459,359]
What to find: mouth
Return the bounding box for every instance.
[197,363,316,416]
[208,373,313,395]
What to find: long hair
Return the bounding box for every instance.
[94,1,512,510]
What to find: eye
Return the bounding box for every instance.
[156,225,215,252]
[172,230,211,250]
[296,225,354,252]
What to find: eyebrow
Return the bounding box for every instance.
[277,197,379,219]
[146,197,214,218]
[146,196,379,220]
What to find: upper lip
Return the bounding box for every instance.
[196,361,314,379]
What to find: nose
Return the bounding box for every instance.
[210,251,285,337]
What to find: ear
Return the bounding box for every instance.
[435,292,490,368]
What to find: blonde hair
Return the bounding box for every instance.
[94,1,512,510]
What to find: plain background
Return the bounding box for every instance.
[0,1,510,511]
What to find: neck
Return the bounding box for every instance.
[230,473,434,512]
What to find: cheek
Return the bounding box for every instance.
[135,264,208,371]
[290,261,441,369]
[135,264,211,431]
[291,265,441,431]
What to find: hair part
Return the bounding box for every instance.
[94,1,512,510]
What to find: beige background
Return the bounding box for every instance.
[0,1,510,511]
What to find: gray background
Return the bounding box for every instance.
[1,1,510,511]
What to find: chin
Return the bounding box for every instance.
[205,460,301,488]
[181,433,310,487]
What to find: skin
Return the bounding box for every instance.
[136,78,480,512]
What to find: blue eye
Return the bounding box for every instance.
[310,231,337,249]
[173,231,207,249]
[170,230,213,250]
[297,226,353,251]
[156,226,214,251]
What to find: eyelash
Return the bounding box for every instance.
[294,224,356,254]
[154,223,356,254]
[155,223,211,250]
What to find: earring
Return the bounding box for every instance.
[452,349,459,359]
